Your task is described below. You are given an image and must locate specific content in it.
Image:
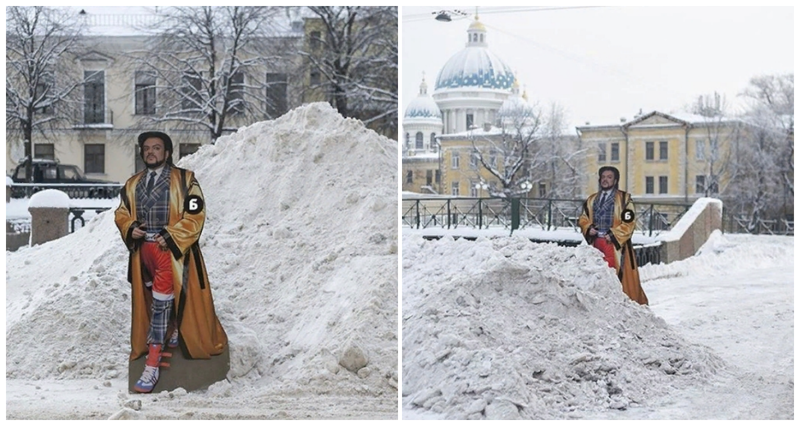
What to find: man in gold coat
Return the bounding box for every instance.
[578,166,648,305]
[115,131,227,392]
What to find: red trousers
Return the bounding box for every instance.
[141,241,174,299]
[593,237,617,269]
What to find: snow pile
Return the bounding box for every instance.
[402,235,724,420]
[640,230,793,282]
[6,103,397,398]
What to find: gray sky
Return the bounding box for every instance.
[402,6,794,130]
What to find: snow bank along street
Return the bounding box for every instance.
[402,231,793,419]
[6,103,398,419]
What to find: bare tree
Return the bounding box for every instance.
[126,6,294,143]
[538,102,585,199]
[6,6,88,182]
[690,92,741,198]
[741,74,794,197]
[468,99,582,199]
[302,6,397,136]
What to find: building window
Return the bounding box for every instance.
[430,133,436,150]
[309,30,321,50]
[469,150,478,169]
[34,144,55,160]
[696,139,706,160]
[84,70,105,124]
[538,183,546,198]
[35,71,54,114]
[698,175,719,194]
[659,141,668,160]
[659,176,668,194]
[229,71,245,113]
[610,142,619,162]
[435,169,441,184]
[451,181,459,196]
[310,71,320,85]
[179,143,201,159]
[182,71,202,111]
[426,170,433,186]
[645,176,654,194]
[452,152,460,169]
[265,73,288,118]
[470,180,478,197]
[645,141,654,161]
[466,113,474,129]
[134,71,156,115]
[415,132,423,149]
[489,150,497,168]
[405,133,410,148]
[695,175,705,194]
[84,144,105,174]
[598,142,606,162]
[406,170,413,184]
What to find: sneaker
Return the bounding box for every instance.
[134,365,159,393]
[168,328,179,348]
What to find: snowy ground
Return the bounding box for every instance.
[402,231,793,419]
[6,104,398,420]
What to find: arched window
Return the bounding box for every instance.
[415,132,423,149]
[430,133,437,151]
[480,34,484,43]
[405,132,410,148]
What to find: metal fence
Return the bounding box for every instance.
[721,214,793,236]
[9,183,122,199]
[402,197,693,237]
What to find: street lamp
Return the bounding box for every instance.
[432,9,468,22]
[474,181,489,197]
[520,181,532,193]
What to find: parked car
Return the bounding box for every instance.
[9,158,121,199]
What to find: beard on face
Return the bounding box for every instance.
[144,153,167,169]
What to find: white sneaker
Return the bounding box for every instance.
[134,365,160,393]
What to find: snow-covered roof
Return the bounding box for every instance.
[70,6,303,38]
[576,110,743,131]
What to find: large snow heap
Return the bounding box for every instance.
[6,103,398,396]
[402,235,724,419]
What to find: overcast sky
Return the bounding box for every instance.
[401,6,794,130]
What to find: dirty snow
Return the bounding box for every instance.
[402,231,793,419]
[5,103,398,420]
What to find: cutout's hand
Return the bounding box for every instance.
[132,223,147,239]
[155,234,168,250]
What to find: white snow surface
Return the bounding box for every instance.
[27,189,71,209]
[6,103,398,419]
[655,197,722,242]
[402,231,793,419]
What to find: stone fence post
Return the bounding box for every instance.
[28,189,70,246]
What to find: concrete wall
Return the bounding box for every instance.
[657,198,723,264]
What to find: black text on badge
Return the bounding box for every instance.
[186,195,204,214]
[622,209,635,223]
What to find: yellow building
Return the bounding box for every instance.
[577,111,743,202]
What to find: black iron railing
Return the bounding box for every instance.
[9,183,122,199]
[402,197,693,237]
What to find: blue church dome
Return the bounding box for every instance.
[404,77,442,119]
[434,15,514,91]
